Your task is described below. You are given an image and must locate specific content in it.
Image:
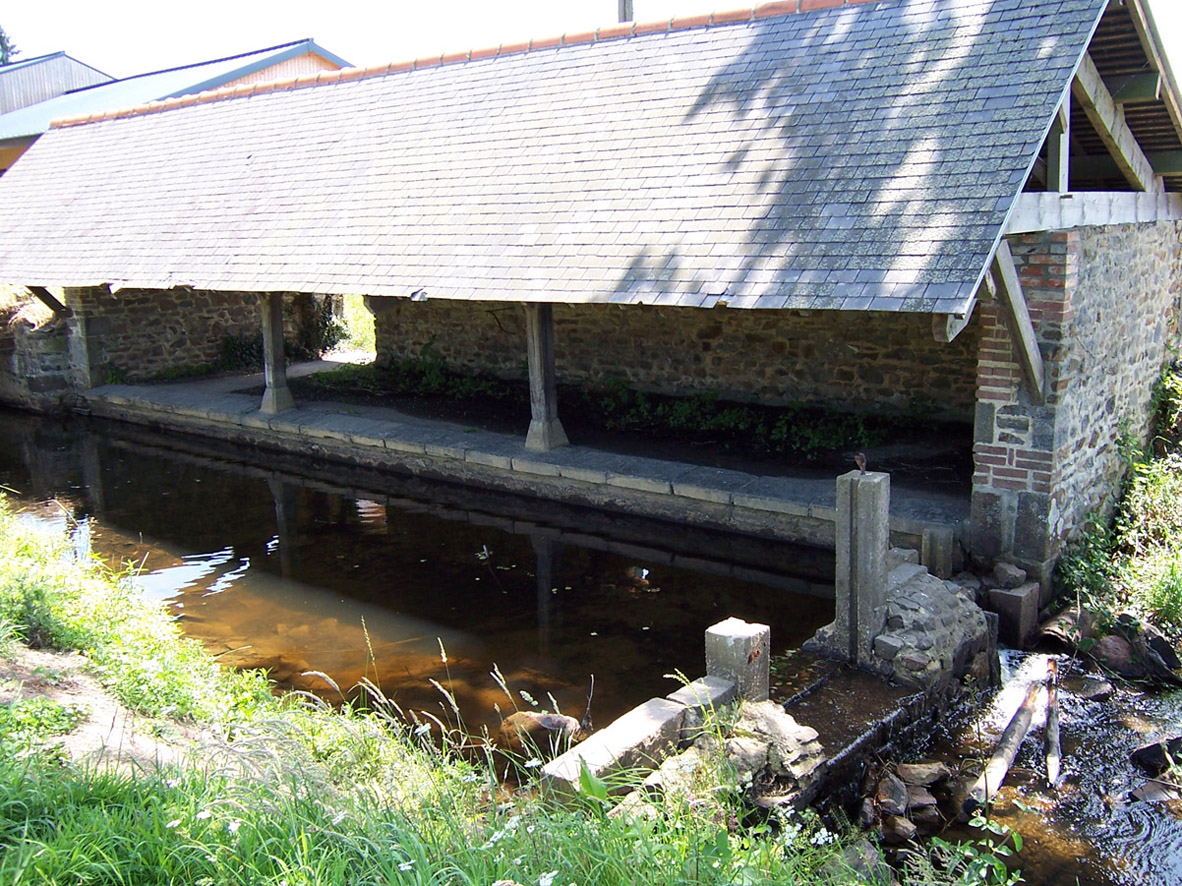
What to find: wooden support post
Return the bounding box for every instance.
[260,292,295,415]
[1072,52,1159,193]
[524,302,569,452]
[1046,99,1070,193]
[991,241,1046,405]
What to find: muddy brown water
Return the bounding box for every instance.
[0,407,834,733]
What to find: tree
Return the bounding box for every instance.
[0,26,17,65]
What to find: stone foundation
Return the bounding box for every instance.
[373,301,981,420]
[63,286,262,385]
[970,221,1182,582]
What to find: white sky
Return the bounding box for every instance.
[3,1,1180,83]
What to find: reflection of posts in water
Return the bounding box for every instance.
[532,535,564,661]
[81,437,105,515]
[268,477,300,578]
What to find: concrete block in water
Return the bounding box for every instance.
[666,675,737,744]
[988,582,1040,647]
[835,471,890,667]
[922,526,957,579]
[705,618,770,702]
[540,698,685,799]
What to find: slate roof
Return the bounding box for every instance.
[0,0,1109,314]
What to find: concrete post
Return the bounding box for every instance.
[260,292,295,415]
[705,617,769,702]
[524,302,569,452]
[834,470,890,667]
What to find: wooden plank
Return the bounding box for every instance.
[26,285,67,317]
[1046,99,1070,193]
[1150,151,1182,175]
[991,240,1045,405]
[259,292,295,415]
[1072,52,1159,192]
[1006,191,1182,233]
[932,297,977,343]
[524,302,569,452]
[1107,72,1162,104]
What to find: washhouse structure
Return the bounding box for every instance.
[0,0,1180,585]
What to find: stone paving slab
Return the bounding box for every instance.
[85,375,969,547]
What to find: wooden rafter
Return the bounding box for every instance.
[991,241,1045,406]
[933,299,977,343]
[1072,52,1160,192]
[27,285,67,318]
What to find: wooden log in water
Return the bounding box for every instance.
[964,680,1043,813]
[1045,659,1061,788]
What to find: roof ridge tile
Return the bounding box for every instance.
[48,1,886,130]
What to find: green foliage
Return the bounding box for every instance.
[1057,363,1182,639]
[338,294,376,352]
[908,813,1023,886]
[0,26,16,66]
[0,493,854,885]
[0,697,84,741]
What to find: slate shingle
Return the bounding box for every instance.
[0,0,1107,313]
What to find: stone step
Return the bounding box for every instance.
[888,562,928,594]
[886,547,920,573]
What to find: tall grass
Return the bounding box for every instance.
[0,497,868,885]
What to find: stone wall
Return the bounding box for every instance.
[63,286,262,385]
[970,221,1182,582]
[373,300,981,419]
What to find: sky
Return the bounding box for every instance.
[2,0,1180,83]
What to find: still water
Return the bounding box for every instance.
[0,408,833,732]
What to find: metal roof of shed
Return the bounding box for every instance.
[0,0,1113,314]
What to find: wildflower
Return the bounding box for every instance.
[399,861,415,872]
[524,758,543,769]
[227,820,241,834]
[165,819,182,829]
[810,827,836,846]
[195,810,211,821]
[538,871,559,886]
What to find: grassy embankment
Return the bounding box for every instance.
[0,497,858,885]
[1057,364,1182,644]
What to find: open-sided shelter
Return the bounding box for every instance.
[0,0,1179,583]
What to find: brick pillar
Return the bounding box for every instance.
[969,232,1077,589]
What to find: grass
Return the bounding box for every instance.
[1056,363,1182,641]
[0,496,881,885]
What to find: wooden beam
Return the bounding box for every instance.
[27,285,67,318]
[1106,72,1162,104]
[524,302,569,452]
[991,241,1045,405]
[1150,151,1182,175]
[932,298,977,343]
[1046,99,1070,192]
[1006,191,1182,233]
[1072,53,1159,192]
[259,292,295,415]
